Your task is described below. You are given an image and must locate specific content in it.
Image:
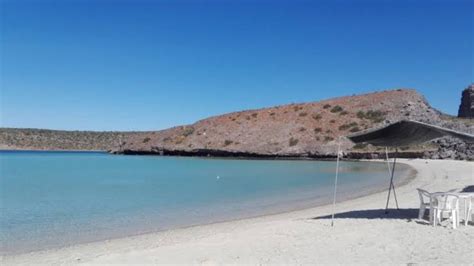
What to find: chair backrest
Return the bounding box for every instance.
[432,193,459,210]
[417,188,431,204]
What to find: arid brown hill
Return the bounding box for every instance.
[2,89,472,158]
[0,129,144,151]
[117,89,472,157]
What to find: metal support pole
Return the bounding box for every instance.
[385,148,399,213]
[331,139,342,227]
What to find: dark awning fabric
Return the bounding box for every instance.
[347,120,474,147]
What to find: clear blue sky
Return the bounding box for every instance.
[1,0,472,131]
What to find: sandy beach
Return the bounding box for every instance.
[2,159,473,265]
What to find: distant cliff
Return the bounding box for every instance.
[1,88,473,159]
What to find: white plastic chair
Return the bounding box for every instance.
[416,188,433,221]
[431,193,460,229]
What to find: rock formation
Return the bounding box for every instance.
[458,84,474,118]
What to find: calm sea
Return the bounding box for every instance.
[0,151,411,254]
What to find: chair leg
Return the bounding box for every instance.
[452,211,457,229]
[429,208,433,224]
[418,205,425,220]
[466,202,472,226]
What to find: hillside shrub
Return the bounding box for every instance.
[289,137,299,146]
[182,127,195,137]
[349,126,361,133]
[324,136,334,142]
[339,111,349,116]
[339,122,358,131]
[330,105,343,113]
[357,110,385,123]
[312,114,322,120]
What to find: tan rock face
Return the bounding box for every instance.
[120,89,444,156]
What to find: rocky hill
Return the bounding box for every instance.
[116,89,472,158]
[2,89,472,159]
[0,128,144,151]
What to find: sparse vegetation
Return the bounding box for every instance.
[143,137,151,143]
[349,126,361,133]
[323,104,331,109]
[339,122,358,131]
[312,114,322,120]
[339,111,349,116]
[293,106,303,112]
[330,105,344,113]
[182,126,195,137]
[314,127,322,133]
[224,140,233,146]
[324,136,334,142]
[175,136,185,144]
[251,113,258,118]
[270,112,275,116]
[299,127,306,132]
[330,119,336,123]
[357,110,386,123]
[289,137,299,146]
[299,112,308,117]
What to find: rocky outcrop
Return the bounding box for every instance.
[458,84,474,118]
[424,136,474,160]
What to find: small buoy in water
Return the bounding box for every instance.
[216,175,220,180]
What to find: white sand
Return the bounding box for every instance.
[2,159,473,265]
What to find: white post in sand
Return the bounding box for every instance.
[331,138,342,227]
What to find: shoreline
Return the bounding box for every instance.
[1,148,440,161]
[3,159,473,265]
[1,159,415,256]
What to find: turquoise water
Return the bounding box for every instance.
[0,151,411,254]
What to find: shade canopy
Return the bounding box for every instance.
[347,120,474,147]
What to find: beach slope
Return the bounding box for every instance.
[3,159,473,265]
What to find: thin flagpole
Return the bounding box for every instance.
[331,138,342,227]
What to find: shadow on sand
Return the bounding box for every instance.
[461,185,474,192]
[311,208,420,222]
